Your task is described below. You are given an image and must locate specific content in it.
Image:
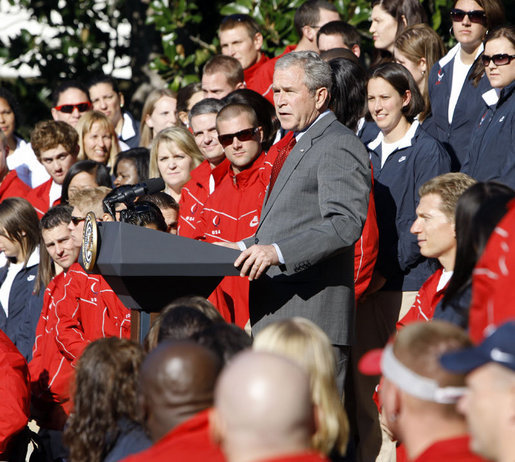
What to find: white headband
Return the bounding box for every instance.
[381,344,466,404]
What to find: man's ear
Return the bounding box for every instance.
[102,213,114,222]
[352,44,361,58]
[253,32,264,51]
[315,87,329,110]
[235,81,246,90]
[302,25,317,42]
[209,408,226,448]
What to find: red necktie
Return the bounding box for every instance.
[268,135,296,193]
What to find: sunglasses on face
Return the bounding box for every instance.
[70,216,86,226]
[482,53,515,67]
[218,127,259,148]
[450,8,486,24]
[54,102,92,114]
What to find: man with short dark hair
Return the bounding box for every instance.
[441,321,515,462]
[196,103,271,327]
[29,205,79,457]
[252,0,340,102]
[201,55,245,99]
[219,14,269,92]
[317,20,361,56]
[178,98,228,238]
[28,120,79,217]
[121,341,225,462]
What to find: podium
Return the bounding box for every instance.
[81,220,240,342]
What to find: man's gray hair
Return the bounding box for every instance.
[189,98,226,124]
[275,51,333,94]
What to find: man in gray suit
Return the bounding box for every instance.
[231,51,370,383]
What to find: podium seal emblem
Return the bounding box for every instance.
[82,212,98,272]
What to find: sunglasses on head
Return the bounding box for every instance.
[450,8,486,24]
[54,102,92,114]
[218,127,259,148]
[70,216,86,226]
[482,53,515,67]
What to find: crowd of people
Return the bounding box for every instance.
[0,0,514,461]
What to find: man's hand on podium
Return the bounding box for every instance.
[234,245,279,281]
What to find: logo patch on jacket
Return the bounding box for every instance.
[436,69,444,85]
[250,216,259,227]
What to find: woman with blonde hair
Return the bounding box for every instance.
[394,23,446,123]
[139,88,178,148]
[149,126,203,202]
[76,110,120,172]
[253,317,349,459]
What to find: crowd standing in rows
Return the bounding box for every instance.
[0,0,514,461]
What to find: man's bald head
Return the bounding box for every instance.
[213,351,315,462]
[141,340,222,442]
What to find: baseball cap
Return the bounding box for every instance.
[440,320,515,373]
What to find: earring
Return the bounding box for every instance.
[422,70,426,76]
[449,26,455,38]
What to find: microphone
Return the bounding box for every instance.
[104,178,165,205]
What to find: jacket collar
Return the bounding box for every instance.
[368,120,420,152]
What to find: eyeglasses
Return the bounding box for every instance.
[54,102,92,114]
[70,216,86,226]
[450,8,486,24]
[482,53,515,67]
[218,127,259,148]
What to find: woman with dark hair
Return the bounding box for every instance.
[0,198,44,360]
[428,0,505,170]
[88,74,140,148]
[64,337,151,462]
[61,160,112,204]
[222,89,279,151]
[329,58,367,133]
[436,182,515,327]
[461,26,515,187]
[0,87,49,187]
[113,148,150,187]
[369,0,427,63]
[365,62,450,313]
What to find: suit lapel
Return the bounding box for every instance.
[257,112,336,233]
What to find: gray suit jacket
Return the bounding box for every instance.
[245,112,371,345]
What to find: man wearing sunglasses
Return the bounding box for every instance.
[194,103,269,327]
[51,80,91,128]
[28,120,79,217]
[223,51,370,390]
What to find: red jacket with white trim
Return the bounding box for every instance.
[198,153,271,327]
[29,272,74,427]
[26,178,60,218]
[54,263,131,365]
[397,268,446,330]
[178,159,229,238]
[0,328,30,458]
[469,200,515,342]
[0,169,30,202]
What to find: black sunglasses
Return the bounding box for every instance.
[482,53,515,67]
[70,216,86,226]
[54,102,92,114]
[218,127,259,148]
[450,8,486,24]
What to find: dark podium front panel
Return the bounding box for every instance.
[81,221,241,341]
